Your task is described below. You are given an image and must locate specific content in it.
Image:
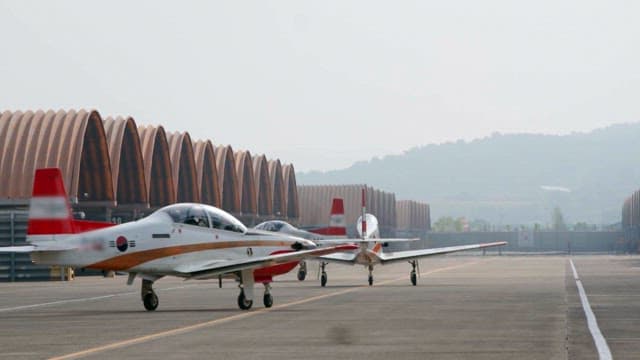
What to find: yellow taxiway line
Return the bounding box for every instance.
[50,259,488,360]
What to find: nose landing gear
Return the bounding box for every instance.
[297,261,307,281]
[368,265,374,286]
[320,262,328,287]
[409,260,419,286]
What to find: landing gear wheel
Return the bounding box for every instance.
[263,293,273,308]
[143,292,159,311]
[410,271,417,286]
[368,275,373,286]
[237,291,253,310]
[297,269,306,281]
[321,272,328,287]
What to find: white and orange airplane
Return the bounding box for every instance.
[259,190,507,287]
[0,168,356,311]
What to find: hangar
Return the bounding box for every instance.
[0,109,299,280]
[297,185,430,239]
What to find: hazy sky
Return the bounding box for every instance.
[1,1,638,171]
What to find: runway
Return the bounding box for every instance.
[1,255,639,359]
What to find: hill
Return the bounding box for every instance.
[297,124,640,226]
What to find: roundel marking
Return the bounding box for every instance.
[116,236,128,252]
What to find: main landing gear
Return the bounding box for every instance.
[237,288,253,310]
[297,261,307,281]
[237,270,274,310]
[141,279,159,311]
[238,283,274,310]
[263,283,273,308]
[320,262,328,287]
[368,265,374,286]
[409,260,419,286]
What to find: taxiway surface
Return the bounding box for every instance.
[1,255,638,359]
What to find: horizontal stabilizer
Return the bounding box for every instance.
[0,244,78,253]
[0,246,36,253]
[316,237,420,244]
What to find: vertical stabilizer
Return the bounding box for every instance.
[27,168,114,237]
[27,168,74,235]
[310,198,347,237]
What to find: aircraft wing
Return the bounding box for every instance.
[378,241,507,264]
[179,244,358,280]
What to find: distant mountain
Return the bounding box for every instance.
[298,124,640,225]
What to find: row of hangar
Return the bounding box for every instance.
[298,185,431,237]
[621,192,640,252]
[622,191,640,228]
[0,109,298,223]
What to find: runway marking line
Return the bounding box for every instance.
[569,258,612,360]
[49,259,487,360]
[0,285,199,313]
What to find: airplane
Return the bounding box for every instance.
[254,198,347,281]
[260,189,507,287]
[0,168,357,311]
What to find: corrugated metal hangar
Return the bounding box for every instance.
[0,109,299,222]
[0,109,300,281]
[297,185,430,238]
[621,191,640,252]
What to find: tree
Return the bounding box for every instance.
[433,216,467,232]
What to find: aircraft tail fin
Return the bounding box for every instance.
[27,168,113,236]
[309,198,347,237]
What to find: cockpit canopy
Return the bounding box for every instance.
[254,220,296,233]
[153,203,247,233]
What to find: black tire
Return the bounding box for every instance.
[320,272,327,287]
[410,271,417,286]
[368,276,373,286]
[143,292,159,311]
[297,270,306,281]
[237,291,253,310]
[263,293,273,308]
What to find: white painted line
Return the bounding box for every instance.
[0,284,198,313]
[569,259,612,360]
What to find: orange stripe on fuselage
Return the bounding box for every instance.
[85,240,294,271]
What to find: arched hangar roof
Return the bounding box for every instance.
[268,159,286,217]
[193,140,221,207]
[234,150,257,215]
[283,164,299,219]
[0,109,114,203]
[138,125,175,207]
[252,154,273,216]
[215,145,240,213]
[166,131,199,203]
[103,116,147,205]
